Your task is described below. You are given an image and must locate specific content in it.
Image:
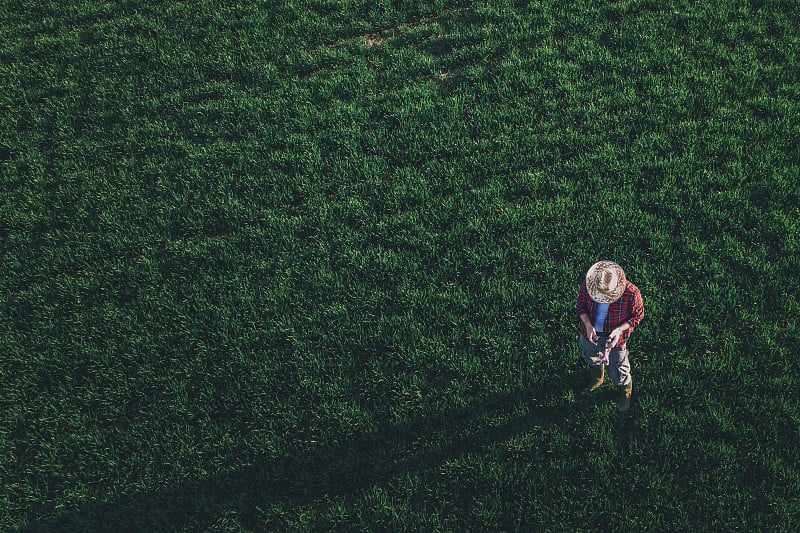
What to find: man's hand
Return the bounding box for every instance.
[608,327,623,348]
[584,321,598,344]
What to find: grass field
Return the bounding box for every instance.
[2,0,799,530]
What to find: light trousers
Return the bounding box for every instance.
[579,333,632,387]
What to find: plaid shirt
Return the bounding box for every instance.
[576,280,644,347]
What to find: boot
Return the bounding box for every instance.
[581,365,604,395]
[618,381,633,413]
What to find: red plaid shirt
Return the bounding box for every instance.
[576,280,644,347]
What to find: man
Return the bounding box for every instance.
[576,261,644,413]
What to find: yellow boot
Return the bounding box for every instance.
[618,381,633,413]
[581,365,604,395]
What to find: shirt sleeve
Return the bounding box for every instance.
[626,285,644,330]
[576,281,590,318]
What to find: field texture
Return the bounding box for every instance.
[2,0,799,530]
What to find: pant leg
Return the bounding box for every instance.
[607,344,632,386]
[580,334,606,368]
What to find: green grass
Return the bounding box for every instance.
[2,0,799,530]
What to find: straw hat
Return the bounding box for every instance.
[586,261,626,304]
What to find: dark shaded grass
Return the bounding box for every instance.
[2,0,800,530]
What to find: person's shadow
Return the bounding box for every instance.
[25,368,591,531]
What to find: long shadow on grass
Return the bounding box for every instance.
[27,370,588,531]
